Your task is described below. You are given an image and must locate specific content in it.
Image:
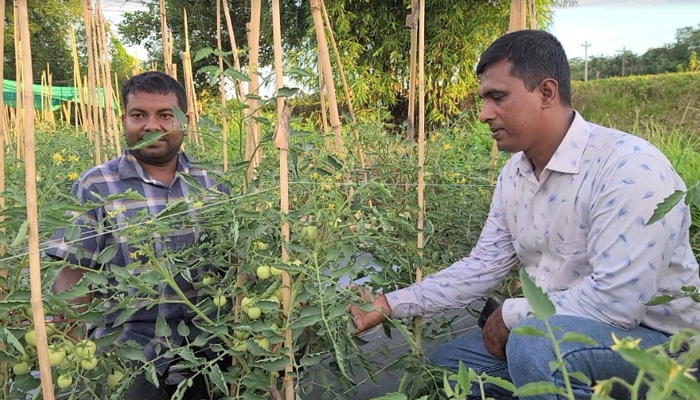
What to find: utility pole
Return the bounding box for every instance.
[616,46,627,76]
[581,41,591,81]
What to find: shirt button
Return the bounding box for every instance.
[539,275,546,281]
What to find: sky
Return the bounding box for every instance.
[550,0,700,59]
[100,0,700,63]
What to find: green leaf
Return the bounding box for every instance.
[197,65,222,80]
[645,294,676,306]
[299,353,325,367]
[127,130,165,150]
[511,325,547,337]
[519,269,555,319]
[483,375,516,393]
[569,371,592,385]
[548,360,559,372]
[3,328,26,356]
[113,307,138,327]
[155,315,172,338]
[173,107,187,127]
[176,173,204,192]
[671,374,700,399]
[254,356,290,371]
[512,382,567,397]
[688,184,700,211]
[223,67,251,82]
[96,244,118,264]
[177,320,190,337]
[287,315,321,330]
[54,283,90,300]
[287,67,315,78]
[208,364,229,395]
[93,330,120,348]
[64,224,81,243]
[561,332,597,346]
[368,394,407,400]
[116,345,146,362]
[646,190,684,226]
[11,221,27,248]
[276,86,299,98]
[193,47,214,63]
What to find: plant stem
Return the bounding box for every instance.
[545,319,575,400]
[630,369,645,400]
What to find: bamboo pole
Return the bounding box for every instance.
[318,64,331,150]
[71,27,88,136]
[217,0,228,171]
[528,0,537,29]
[489,0,527,184]
[48,67,55,127]
[17,1,56,397]
[0,1,7,158]
[182,8,200,147]
[96,1,120,154]
[13,1,23,160]
[270,1,294,398]
[89,2,108,160]
[413,0,425,345]
[310,0,344,154]
[221,0,246,101]
[245,0,262,184]
[83,0,100,165]
[159,0,172,77]
[406,0,418,141]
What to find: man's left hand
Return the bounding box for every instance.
[482,305,510,360]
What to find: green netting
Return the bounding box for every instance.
[2,79,110,111]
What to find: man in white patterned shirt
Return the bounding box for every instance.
[349,30,700,399]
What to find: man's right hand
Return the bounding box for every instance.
[347,287,392,335]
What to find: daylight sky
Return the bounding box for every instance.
[101,0,700,61]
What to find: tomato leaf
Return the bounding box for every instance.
[3,328,26,356]
[646,190,684,226]
[96,244,118,265]
[208,364,229,395]
[519,269,555,320]
[127,131,165,150]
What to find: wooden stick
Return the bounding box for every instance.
[217,0,228,171]
[245,0,262,183]
[96,1,120,154]
[406,0,418,141]
[159,0,172,76]
[413,0,425,345]
[48,67,55,127]
[89,1,108,160]
[70,27,88,136]
[310,0,344,154]
[317,62,331,150]
[270,0,294,398]
[182,8,200,147]
[13,1,23,160]
[18,1,56,397]
[83,0,100,165]
[221,0,246,101]
[490,0,527,184]
[528,0,537,29]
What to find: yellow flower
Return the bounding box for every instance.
[443,143,452,150]
[128,252,138,260]
[335,173,342,181]
[52,153,65,164]
[610,333,642,351]
[328,203,335,210]
[321,183,331,192]
[68,172,79,181]
[336,152,346,160]
[290,259,302,266]
[68,155,79,162]
[592,380,612,396]
[354,211,361,220]
[311,172,319,180]
[429,135,436,142]
[668,363,697,381]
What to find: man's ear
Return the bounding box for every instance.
[539,78,559,109]
[121,113,125,126]
[184,113,190,136]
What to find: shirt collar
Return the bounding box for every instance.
[516,110,590,176]
[118,150,191,183]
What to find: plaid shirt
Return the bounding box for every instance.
[46,150,228,374]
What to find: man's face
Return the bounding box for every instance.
[477,59,543,154]
[121,91,187,166]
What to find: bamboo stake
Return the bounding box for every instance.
[182,9,200,147]
[221,0,246,101]
[0,1,7,160]
[159,0,172,77]
[96,1,120,154]
[318,64,331,150]
[71,27,88,136]
[83,0,100,165]
[48,67,55,127]
[406,0,418,141]
[17,1,56,397]
[310,0,344,154]
[528,0,537,29]
[413,0,425,345]
[217,0,228,171]
[270,0,294,397]
[245,0,262,184]
[13,1,23,160]
[89,2,108,160]
[489,0,527,184]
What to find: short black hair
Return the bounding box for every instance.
[476,30,571,107]
[121,71,187,112]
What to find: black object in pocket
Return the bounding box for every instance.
[477,297,501,329]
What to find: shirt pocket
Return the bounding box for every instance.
[549,237,588,259]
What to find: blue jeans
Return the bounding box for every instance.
[429,315,671,400]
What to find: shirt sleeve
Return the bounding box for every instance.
[385,170,519,318]
[44,179,106,269]
[503,153,687,330]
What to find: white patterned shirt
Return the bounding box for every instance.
[386,111,700,334]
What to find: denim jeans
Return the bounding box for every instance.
[428,315,672,400]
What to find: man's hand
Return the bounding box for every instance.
[347,287,392,335]
[482,305,509,360]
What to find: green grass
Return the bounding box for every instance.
[572,71,700,136]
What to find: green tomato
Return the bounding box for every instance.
[267,295,280,305]
[247,307,262,320]
[24,330,36,347]
[256,265,272,280]
[57,375,73,389]
[107,370,125,388]
[80,356,98,370]
[270,266,283,277]
[254,337,270,351]
[12,361,30,375]
[233,342,248,352]
[58,358,72,371]
[213,294,227,308]
[274,288,283,301]
[252,240,268,251]
[241,297,253,310]
[73,340,97,359]
[202,276,213,286]
[301,226,318,241]
[48,345,66,367]
[234,330,249,340]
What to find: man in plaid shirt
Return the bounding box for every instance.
[47,71,229,399]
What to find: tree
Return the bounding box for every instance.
[689,50,698,72]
